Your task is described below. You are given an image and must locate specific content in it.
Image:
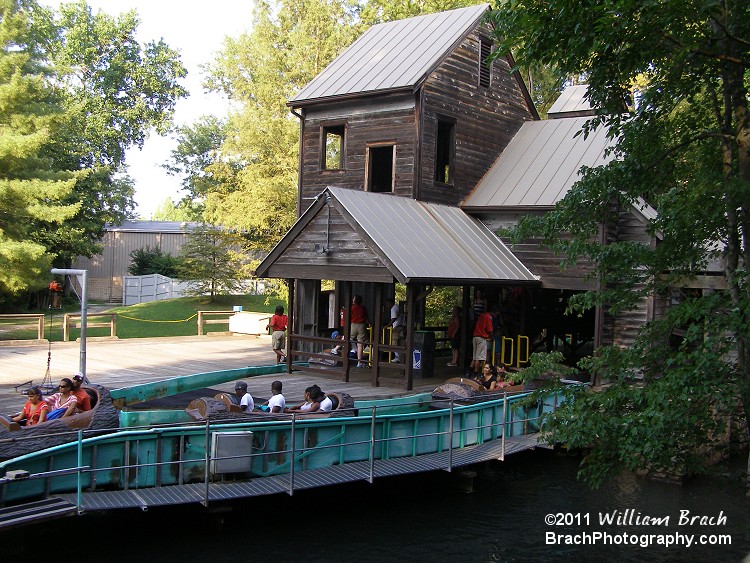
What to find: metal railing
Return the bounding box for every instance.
[0,389,563,512]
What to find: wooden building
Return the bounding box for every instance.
[257,6,718,388]
[257,4,540,389]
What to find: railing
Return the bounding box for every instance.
[197,311,235,336]
[62,313,117,342]
[0,388,566,510]
[0,314,45,340]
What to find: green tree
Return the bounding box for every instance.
[176,224,249,301]
[0,0,79,297]
[150,198,198,222]
[128,246,182,277]
[202,0,364,250]
[162,115,228,220]
[489,0,750,484]
[36,0,188,266]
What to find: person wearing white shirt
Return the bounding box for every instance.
[234,381,254,412]
[265,380,286,413]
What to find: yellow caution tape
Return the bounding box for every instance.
[116,313,198,323]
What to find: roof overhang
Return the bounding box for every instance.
[255,188,540,286]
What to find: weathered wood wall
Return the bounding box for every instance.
[265,202,392,282]
[299,99,417,212]
[420,31,534,206]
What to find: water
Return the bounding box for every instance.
[5,450,750,562]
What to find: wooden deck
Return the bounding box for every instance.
[0,335,452,415]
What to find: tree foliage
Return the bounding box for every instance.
[1,0,187,302]
[128,246,182,277]
[488,0,750,484]
[0,0,79,296]
[176,224,250,301]
[187,0,477,252]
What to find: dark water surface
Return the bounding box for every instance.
[5,450,750,562]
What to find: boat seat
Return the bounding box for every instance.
[84,387,98,409]
[329,394,340,410]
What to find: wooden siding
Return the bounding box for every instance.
[420,31,534,205]
[299,101,417,210]
[265,204,393,283]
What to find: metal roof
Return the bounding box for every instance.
[547,84,593,117]
[289,4,489,106]
[463,117,615,208]
[103,221,199,233]
[329,187,538,284]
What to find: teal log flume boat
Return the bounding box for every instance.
[0,365,576,518]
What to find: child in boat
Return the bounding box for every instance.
[257,380,285,413]
[44,378,78,419]
[11,386,49,426]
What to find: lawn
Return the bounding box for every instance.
[0,295,287,341]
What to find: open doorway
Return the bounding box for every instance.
[367,144,395,193]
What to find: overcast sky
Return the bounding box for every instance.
[43,0,254,218]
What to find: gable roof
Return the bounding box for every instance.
[462,116,615,209]
[289,4,490,107]
[255,187,539,285]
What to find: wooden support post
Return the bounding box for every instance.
[405,284,415,391]
[287,278,294,373]
[342,282,351,382]
[371,284,383,387]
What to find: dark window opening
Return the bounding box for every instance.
[367,145,394,192]
[435,119,455,185]
[322,125,345,170]
[479,38,492,88]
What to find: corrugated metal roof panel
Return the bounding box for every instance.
[290,4,489,105]
[464,117,615,208]
[329,187,538,283]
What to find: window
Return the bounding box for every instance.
[435,118,455,185]
[479,37,492,88]
[366,145,395,193]
[322,125,345,170]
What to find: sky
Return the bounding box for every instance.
[44,0,255,218]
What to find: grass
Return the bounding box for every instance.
[0,295,287,341]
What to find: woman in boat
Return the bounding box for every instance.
[476,363,499,390]
[44,378,78,420]
[312,385,333,412]
[285,387,320,413]
[11,386,49,426]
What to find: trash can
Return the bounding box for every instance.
[412,331,435,378]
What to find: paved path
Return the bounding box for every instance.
[0,335,443,415]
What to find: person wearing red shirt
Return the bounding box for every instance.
[471,309,493,376]
[350,295,368,368]
[71,373,92,412]
[12,386,49,426]
[267,306,288,363]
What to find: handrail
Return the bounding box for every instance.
[0,314,45,340]
[63,313,116,342]
[197,311,235,336]
[1,387,570,505]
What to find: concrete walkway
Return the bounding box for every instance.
[0,335,443,415]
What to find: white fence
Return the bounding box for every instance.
[122,275,267,306]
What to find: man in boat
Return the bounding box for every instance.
[257,380,285,413]
[70,373,92,413]
[234,381,255,412]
